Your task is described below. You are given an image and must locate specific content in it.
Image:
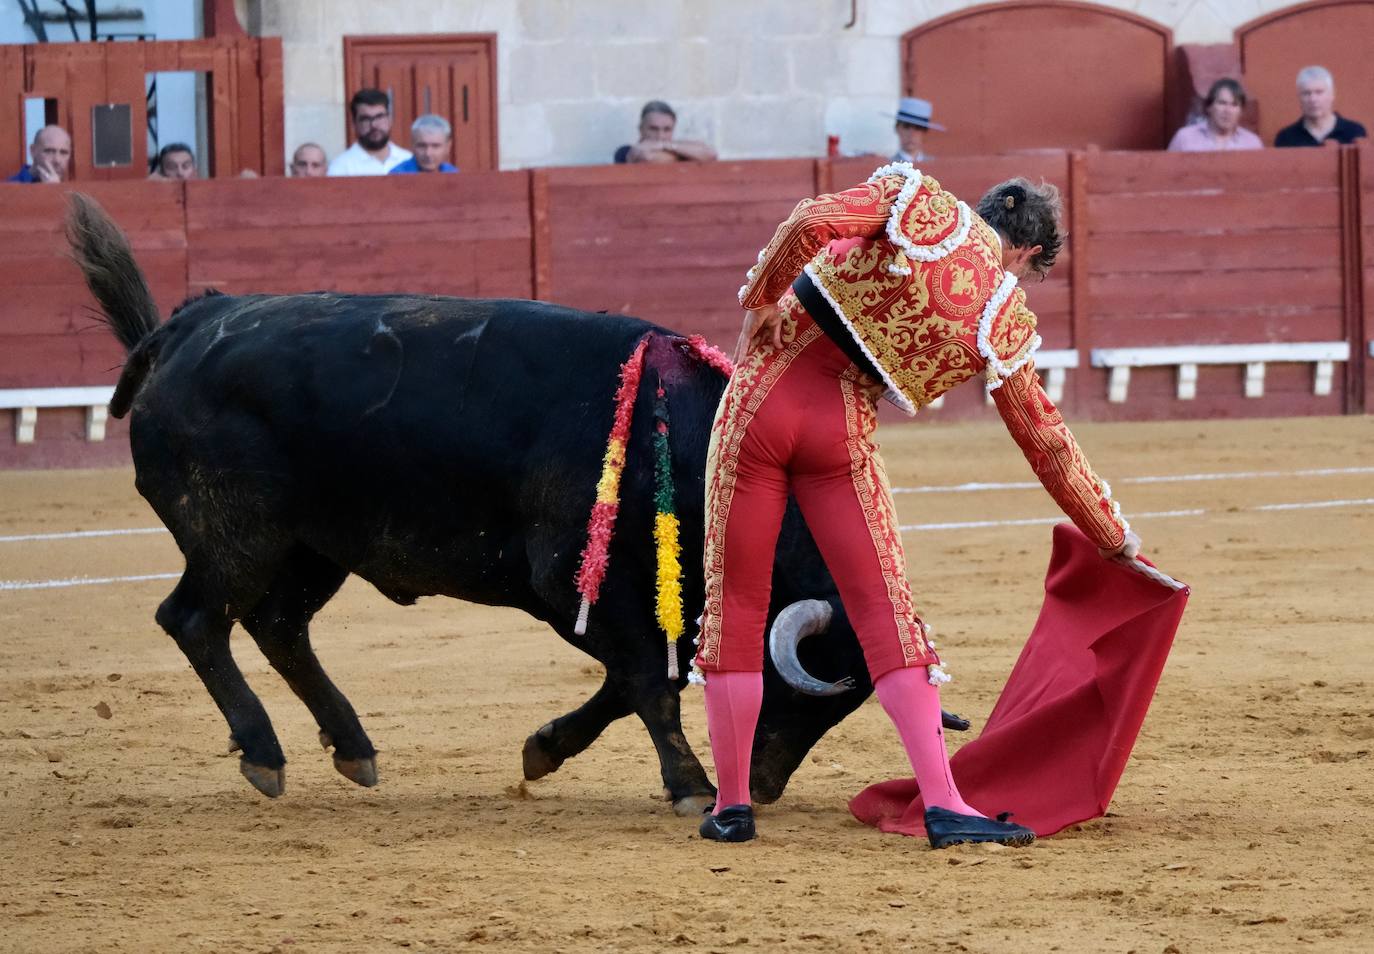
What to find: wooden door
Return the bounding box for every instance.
[344,34,498,173]
[1239,0,1374,147]
[902,1,1174,155]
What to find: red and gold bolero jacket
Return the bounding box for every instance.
[738,162,1128,550]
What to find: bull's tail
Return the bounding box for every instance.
[65,193,162,418]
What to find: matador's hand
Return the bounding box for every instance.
[1100,530,1142,560]
[733,304,783,365]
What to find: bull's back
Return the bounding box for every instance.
[130,292,664,607]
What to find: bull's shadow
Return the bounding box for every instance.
[66,194,900,815]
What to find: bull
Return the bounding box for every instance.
[66,194,962,814]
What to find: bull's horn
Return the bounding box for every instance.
[768,600,856,696]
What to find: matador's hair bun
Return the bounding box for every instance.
[976,177,1063,278]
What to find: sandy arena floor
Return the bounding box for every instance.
[1,415,1372,953]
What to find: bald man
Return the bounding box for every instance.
[290,143,328,177]
[7,125,72,183]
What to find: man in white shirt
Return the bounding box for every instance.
[328,89,413,176]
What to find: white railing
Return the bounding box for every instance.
[0,387,116,443]
[1090,342,1350,403]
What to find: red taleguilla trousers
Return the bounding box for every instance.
[694,297,939,679]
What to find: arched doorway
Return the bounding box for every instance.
[902,1,1173,155]
[1238,0,1374,146]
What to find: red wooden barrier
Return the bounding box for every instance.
[0,182,187,387]
[0,182,186,468]
[540,159,818,347]
[1081,148,1347,420]
[1,149,1370,468]
[183,172,533,298]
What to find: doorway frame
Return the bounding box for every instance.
[342,32,499,170]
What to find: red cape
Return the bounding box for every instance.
[849,523,1189,837]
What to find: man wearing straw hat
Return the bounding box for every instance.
[891,96,945,162]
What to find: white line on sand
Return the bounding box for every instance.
[0,572,180,592]
[0,527,168,544]
[3,466,1371,546]
[899,498,1374,532]
[892,465,1374,495]
[3,499,1371,592]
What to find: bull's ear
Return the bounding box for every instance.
[768,600,856,696]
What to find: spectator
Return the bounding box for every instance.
[329,89,412,175]
[891,97,944,163]
[1167,79,1262,152]
[389,115,459,174]
[613,100,717,164]
[1273,66,1367,147]
[150,143,198,179]
[290,143,328,177]
[6,125,72,183]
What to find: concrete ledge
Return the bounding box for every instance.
[0,387,116,443]
[1090,343,1350,402]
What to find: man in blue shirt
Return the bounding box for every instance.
[1273,66,1367,147]
[7,125,72,183]
[389,115,460,174]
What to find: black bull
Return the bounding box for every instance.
[67,195,948,814]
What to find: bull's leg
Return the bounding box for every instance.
[241,548,376,789]
[155,573,286,797]
[626,676,716,817]
[522,676,634,782]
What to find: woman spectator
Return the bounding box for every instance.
[1168,79,1262,152]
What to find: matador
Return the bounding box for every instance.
[694,163,1141,847]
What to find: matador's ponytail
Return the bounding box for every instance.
[976,178,1063,278]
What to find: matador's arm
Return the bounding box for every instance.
[991,361,1129,551]
[738,175,904,309]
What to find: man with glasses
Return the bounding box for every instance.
[328,89,413,176]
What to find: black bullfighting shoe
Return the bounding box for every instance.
[699,805,756,842]
[923,807,1035,849]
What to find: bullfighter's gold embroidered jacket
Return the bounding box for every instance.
[737,162,1127,550]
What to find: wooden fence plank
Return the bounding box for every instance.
[1086,148,1340,194]
[0,182,186,388]
[1089,308,1347,347]
[1092,229,1340,272]
[1087,191,1341,233]
[1089,267,1343,315]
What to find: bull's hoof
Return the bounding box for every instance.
[672,793,715,817]
[522,729,563,781]
[333,755,378,788]
[240,760,285,798]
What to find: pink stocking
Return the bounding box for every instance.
[702,669,763,814]
[874,667,983,817]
